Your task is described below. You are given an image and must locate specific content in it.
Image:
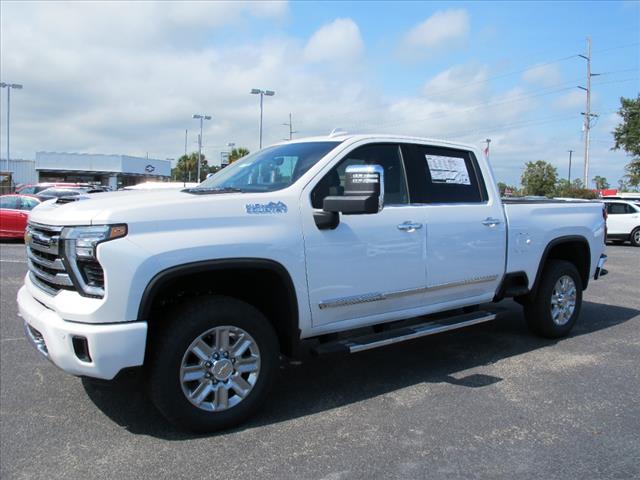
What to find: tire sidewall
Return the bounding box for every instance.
[149,296,279,432]
[631,228,640,247]
[527,260,583,338]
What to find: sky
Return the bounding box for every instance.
[0,0,638,187]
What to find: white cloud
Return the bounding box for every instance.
[304,18,364,64]
[422,63,489,103]
[401,9,469,54]
[553,90,585,110]
[522,63,563,87]
[0,2,630,186]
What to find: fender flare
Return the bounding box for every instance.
[137,258,299,350]
[529,235,591,298]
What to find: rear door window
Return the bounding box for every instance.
[402,144,487,204]
[607,203,633,214]
[0,196,20,209]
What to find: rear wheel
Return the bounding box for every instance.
[631,228,640,247]
[524,260,582,338]
[148,296,279,432]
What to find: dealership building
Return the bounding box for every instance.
[34,152,171,188]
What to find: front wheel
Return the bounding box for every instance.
[523,260,582,338]
[148,296,279,432]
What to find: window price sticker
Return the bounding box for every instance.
[425,155,471,185]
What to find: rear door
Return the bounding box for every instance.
[606,202,639,235]
[402,143,506,306]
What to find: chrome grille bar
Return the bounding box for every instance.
[27,248,65,270]
[27,259,74,287]
[26,222,75,296]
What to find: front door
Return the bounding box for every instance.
[301,143,427,328]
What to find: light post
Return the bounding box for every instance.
[1,82,23,171]
[192,114,211,182]
[250,88,275,149]
[567,149,574,184]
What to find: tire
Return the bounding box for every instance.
[148,296,279,432]
[523,260,582,339]
[631,228,640,247]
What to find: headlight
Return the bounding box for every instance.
[61,225,127,298]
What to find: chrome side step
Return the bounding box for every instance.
[313,310,496,355]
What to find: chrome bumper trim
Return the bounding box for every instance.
[23,321,50,360]
[594,254,608,280]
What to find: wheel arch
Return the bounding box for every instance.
[530,235,591,297]
[138,258,300,356]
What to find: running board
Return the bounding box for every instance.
[313,310,496,355]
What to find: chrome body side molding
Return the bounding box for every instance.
[318,274,499,309]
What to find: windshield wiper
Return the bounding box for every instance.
[184,187,244,195]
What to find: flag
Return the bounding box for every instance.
[484,145,490,158]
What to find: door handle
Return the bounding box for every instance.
[482,217,502,227]
[397,221,423,232]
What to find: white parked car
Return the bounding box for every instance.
[19,133,608,431]
[603,199,640,246]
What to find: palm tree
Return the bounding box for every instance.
[228,147,250,164]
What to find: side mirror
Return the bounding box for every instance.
[323,165,384,215]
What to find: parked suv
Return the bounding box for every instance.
[604,199,640,246]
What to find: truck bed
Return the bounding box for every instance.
[503,199,605,289]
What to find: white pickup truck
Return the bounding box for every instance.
[18,134,608,431]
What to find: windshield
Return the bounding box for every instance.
[192,141,341,193]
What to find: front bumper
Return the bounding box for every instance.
[594,254,608,280]
[18,286,147,380]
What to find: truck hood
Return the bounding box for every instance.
[28,189,255,226]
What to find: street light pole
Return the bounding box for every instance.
[192,114,211,182]
[250,88,275,149]
[1,82,23,171]
[567,149,574,184]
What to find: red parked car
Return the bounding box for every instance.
[0,194,41,239]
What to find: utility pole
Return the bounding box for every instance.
[192,114,211,182]
[567,149,574,184]
[282,113,298,140]
[578,37,599,188]
[1,82,23,171]
[250,89,275,149]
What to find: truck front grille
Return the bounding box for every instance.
[26,223,75,295]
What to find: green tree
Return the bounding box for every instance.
[172,152,209,182]
[612,95,640,186]
[555,178,598,199]
[592,175,609,190]
[228,147,250,164]
[521,160,558,196]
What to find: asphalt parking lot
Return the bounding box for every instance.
[1,241,638,480]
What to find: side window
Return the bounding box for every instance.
[402,144,487,204]
[311,144,409,208]
[20,186,36,194]
[0,196,20,209]
[21,197,40,211]
[608,203,628,215]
